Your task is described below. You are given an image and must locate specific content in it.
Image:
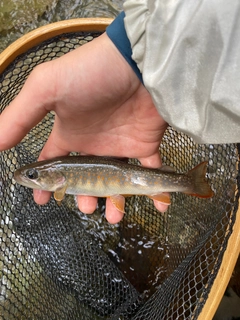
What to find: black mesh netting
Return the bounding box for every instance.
[0,30,239,320]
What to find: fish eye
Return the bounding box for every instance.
[26,169,38,180]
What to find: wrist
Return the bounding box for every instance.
[106,12,143,84]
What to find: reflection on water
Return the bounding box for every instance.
[0,0,123,52]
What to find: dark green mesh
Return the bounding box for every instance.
[0,31,239,319]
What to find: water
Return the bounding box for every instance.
[73,202,169,300]
[0,0,123,53]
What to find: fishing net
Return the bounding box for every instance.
[0,20,239,319]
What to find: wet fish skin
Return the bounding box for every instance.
[14,156,214,211]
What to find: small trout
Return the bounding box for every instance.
[14,156,214,212]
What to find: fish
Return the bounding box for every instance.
[14,156,214,213]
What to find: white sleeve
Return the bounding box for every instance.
[123,0,240,143]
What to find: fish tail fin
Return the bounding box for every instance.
[185,162,214,198]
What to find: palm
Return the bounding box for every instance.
[47,85,166,160]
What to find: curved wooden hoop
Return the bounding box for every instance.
[199,199,240,319]
[0,18,113,73]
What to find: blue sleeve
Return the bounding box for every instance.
[106,12,143,83]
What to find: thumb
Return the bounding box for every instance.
[37,129,70,161]
[0,63,55,151]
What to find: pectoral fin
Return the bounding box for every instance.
[54,185,68,205]
[109,195,125,213]
[147,193,171,205]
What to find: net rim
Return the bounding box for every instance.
[199,194,240,319]
[0,17,113,74]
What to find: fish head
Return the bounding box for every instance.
[14,161,66,191]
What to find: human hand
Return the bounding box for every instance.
[0,32,168,223]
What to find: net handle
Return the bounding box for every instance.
[0,17,113,74]
[198,201,240,319]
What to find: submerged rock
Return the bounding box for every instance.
[0,0,59,33]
